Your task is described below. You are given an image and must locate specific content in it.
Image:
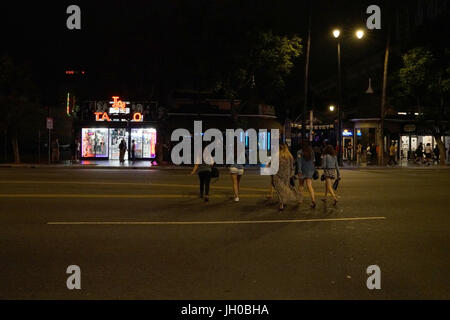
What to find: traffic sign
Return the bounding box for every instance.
[46,117,53,130]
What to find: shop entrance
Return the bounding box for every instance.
[343,137,354,161]
[109,128,129,160]
[400,136,409,159]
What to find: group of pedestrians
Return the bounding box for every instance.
[414,142,441,165]
[191,142,341,210]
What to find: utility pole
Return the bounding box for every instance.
[302,0,312,145]
[379,21,391,166]
[337,39,343,166]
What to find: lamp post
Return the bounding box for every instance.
[332,28,364,166]
[332,29,343,165]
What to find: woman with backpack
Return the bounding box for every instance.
[297,143,317,208]
[321,145,340,206]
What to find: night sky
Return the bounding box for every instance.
[2,0,447,111]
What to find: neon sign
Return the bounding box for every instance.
[342,129,353,137]
[66,93,70,116]
[94,96,143,122]
[111,96,127,111]
[94,112,111,121]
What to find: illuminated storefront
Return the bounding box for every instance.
[76,96,158,160]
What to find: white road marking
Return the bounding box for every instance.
[48,216,386,225]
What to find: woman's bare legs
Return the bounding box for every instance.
[323,179,328,201]
[230,174,239,198]
[326,178,337,201]
[298,178,304,204]
[237,175,242,195]
[305,179,316,204]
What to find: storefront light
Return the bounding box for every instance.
[342,129,353,137]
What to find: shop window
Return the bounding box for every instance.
[109,128,129,160]
[81,128,109,158]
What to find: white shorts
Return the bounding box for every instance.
[229,167,244,175]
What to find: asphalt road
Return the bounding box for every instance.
[0,167,449,299]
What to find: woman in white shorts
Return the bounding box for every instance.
[229,164,244,202]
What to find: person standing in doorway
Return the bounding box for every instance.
[119,139,127,163]
[356,143,362,166]
[297,143,317,208]
[416,142,424,164]
[321,145,340,206]
[131,140,136,162]
[347,141,353,162]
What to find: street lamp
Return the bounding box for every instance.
[355,29,364,39]
[332,29,341,38]
[332,28,364,165]
[329,105,335,112]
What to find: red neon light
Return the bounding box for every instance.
[94,112,111,121]
[112,96,126,111]
[132,112,143,121]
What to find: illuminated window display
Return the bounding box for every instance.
[143,128,157,158]
[131,128,157,159]
[81,128,109,158]
[131,129,144,158]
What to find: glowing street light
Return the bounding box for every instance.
[329,105,335,112]
[355,29,364,39]
[332,29,341,38]
[331,27,365,165]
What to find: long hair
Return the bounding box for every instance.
[323,145,336,157]
[302,144,313,161]
[279,143,293,161]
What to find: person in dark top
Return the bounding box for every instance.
[131,140,136,162]
[119,139,127,163]
[191,154,214,202]
[433,145,440,164]
[415,143,424,164]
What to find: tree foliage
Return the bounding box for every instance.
[0,55,44,162]
[211,31,302,104]
[397,47,450,164]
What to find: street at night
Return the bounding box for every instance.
[0,167,448,299]
[2,0,450,309]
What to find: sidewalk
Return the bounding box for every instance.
[0,159,449,170]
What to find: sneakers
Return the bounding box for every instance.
[234,197,239,202]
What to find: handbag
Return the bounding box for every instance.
[313,169,319,180]
[289,176,296,187]
[333,178,340,190]
[211,166,219,178]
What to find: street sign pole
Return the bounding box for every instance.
[48,128,51,164]
[46,117,53,164]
